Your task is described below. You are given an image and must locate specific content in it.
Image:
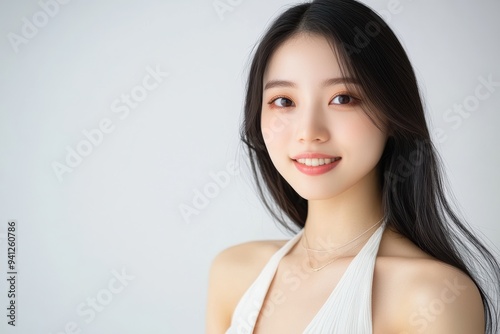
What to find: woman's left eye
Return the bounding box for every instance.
[331,94,357,105]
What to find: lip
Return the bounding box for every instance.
[291,153,342,176]
[291,153,340,160]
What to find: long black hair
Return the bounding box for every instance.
[240,0,500,332]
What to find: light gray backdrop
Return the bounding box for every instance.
[1,0,499,333]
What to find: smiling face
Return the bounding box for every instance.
[261,33,389,200]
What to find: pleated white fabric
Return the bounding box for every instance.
[225,221,386,334]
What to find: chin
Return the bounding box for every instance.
[288,181,349,201]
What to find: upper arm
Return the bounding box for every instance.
[398,264,484,334]
[205,249,235,334]
[205,241,278,334]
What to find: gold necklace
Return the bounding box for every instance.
[302,217,384,272]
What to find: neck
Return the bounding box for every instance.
[303,169,385,249]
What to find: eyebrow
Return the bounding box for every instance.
[263,77,359,90]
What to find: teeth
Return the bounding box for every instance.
[296,158,339,166]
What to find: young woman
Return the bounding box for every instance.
[206,0,500,333]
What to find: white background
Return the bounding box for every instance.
[0,0,499,333]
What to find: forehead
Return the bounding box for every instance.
[263,33,342,84]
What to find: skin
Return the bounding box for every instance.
[206,33,485,334]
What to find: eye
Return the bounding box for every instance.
[269,96,294,108]
[331,94,358,105]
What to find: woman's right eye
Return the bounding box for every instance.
[269,97,294,108]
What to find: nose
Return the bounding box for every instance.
[295,103,330,143]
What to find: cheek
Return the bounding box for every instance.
[261,111,291,148]
[336,115,387,159]
[261,112,293,172]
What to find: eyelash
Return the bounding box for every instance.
[267,92,360,109]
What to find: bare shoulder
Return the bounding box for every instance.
[394,259,483,333]
[205,238,288,334]
[210,238,288,293]
[375,229,484,333]
[213,238,287,271]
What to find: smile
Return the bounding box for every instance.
[295,157,341,167]
[292,157,342,176]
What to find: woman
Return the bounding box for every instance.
[206,0,500,333]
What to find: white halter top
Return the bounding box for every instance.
[225,221,386,334]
